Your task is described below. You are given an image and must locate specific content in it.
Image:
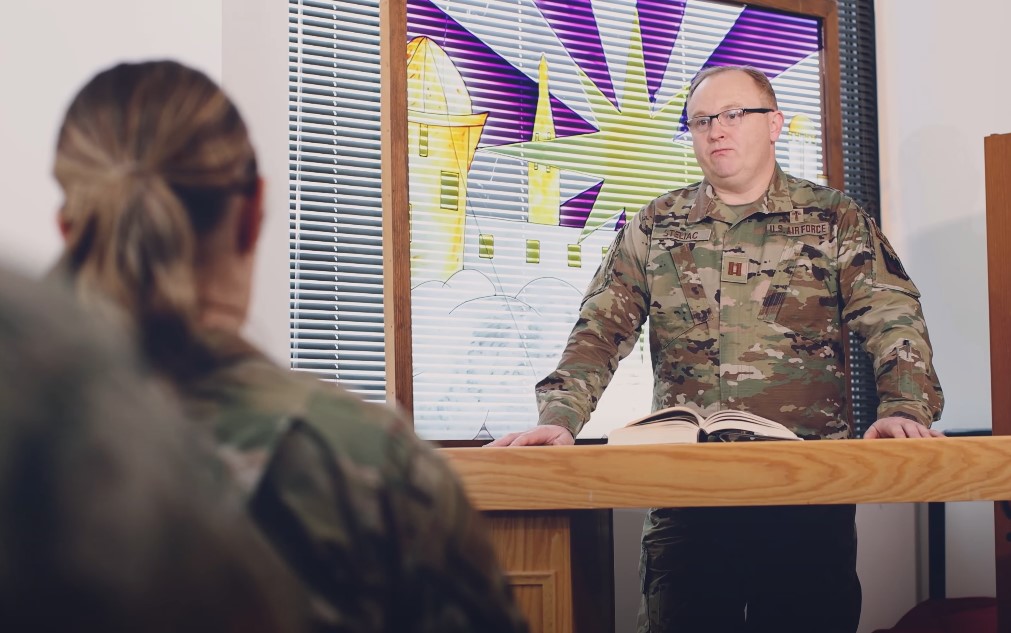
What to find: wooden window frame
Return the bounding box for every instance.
[379,0,844,418]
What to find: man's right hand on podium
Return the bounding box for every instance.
[485,424,575,447]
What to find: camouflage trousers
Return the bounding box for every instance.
[636,504,860,633]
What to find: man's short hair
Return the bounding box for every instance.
[687,65,779,111]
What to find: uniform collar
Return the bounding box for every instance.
[686,163,793,225]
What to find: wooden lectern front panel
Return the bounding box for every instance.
[481,509,615,633]
[486,512,572,633]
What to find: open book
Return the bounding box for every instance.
[606,406,802,445]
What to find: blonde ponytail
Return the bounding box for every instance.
[54,61,257,380]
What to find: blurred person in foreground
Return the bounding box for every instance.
[0,267,305,633]
[50,59,526,633]
[490,65,945,633]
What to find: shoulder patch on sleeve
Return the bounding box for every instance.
[580,226,625,305]
[874,224,907,279]
[870,219,920,296]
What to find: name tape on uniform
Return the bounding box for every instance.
[665,228,712,242]
[767,222,829,237]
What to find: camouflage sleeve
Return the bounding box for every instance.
[837,203,944,425]
[251,407,528,633]
[535,202,653,436]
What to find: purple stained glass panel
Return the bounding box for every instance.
[637,0,688,101]
[706,7,820,77]
[559,180,602,229]
[534,0,617,108]
[407,0,596,147]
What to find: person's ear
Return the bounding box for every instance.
[57,215,71,241]
[769,110,785,143]
[237,178,265,255]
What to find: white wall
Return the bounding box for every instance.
[856,504,920,632]
[221,0,289,364]
[876,0,1010,603]
[0,1,223,275]
[0,0,289,363]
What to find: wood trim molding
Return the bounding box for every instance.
[819,0,844,191]
[507,571,558,633]
[986,134,1011,437]
[985,132,1011,633]
[379,0,413,415]
[749,0,836,16]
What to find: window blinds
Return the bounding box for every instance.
[837,0,882,436]
[289,0,387,400]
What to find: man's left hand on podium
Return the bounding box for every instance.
[864,416,945,439]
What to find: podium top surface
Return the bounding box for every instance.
[440,437,1011,511]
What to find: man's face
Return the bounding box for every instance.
[687,70,784,194]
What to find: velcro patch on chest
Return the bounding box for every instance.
[767,222,830,237]
[664,227,712,242]
[721,254,750,284]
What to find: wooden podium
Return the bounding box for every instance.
[443,438,1011,633]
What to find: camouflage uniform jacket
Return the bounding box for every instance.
[537,165,943,439]
[182,333,528,633]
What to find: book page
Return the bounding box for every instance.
[701,410,800,440]
[622,405,705,428]
[606,420,701,445]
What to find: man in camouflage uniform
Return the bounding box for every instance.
[491,65,944,632]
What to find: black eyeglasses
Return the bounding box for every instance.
[686,108,775,133]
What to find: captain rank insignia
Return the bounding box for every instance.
[721,254,750,284]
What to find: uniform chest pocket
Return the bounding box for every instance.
[759,244,837,343]
[648,247,706,348]
[649,295,695,347]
